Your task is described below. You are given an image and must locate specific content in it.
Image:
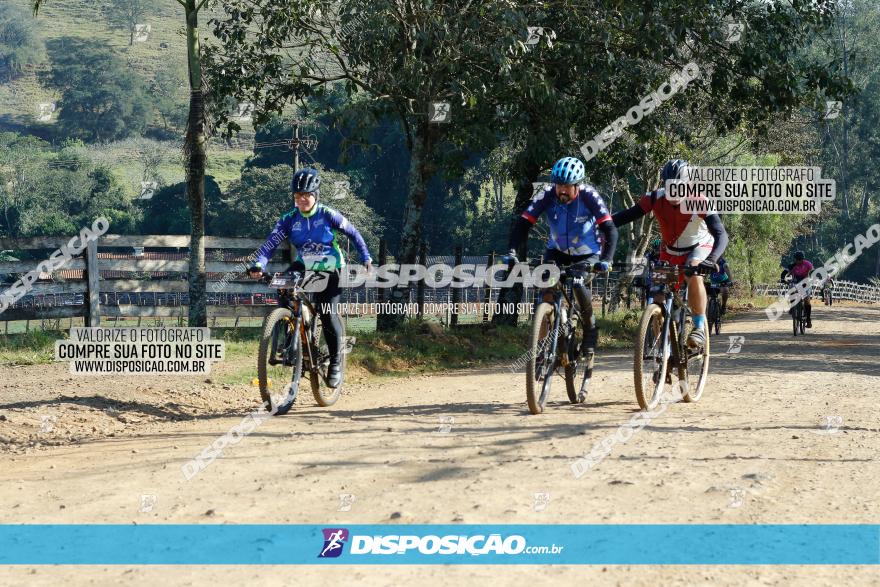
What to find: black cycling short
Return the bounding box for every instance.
[289,262,344,360]
[538,249,597,323]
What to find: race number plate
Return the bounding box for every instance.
[269,276,293,288]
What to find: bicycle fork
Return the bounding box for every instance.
[268,315,296,366]
[537,300,565,380]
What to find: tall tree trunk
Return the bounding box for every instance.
[184,1,207,327]
[838,8,851,220]
[376,122,432,331]
[859,181,871,218]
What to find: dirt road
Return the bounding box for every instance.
[1,304,878,585]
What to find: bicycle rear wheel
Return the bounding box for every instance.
[634,304,669,410]
[526,302,558,415]
[564,305,589,404]
[257,307,303,415]
[308,306,344,407]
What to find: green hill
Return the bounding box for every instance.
[0,0,257,195]
[2,0,189,123]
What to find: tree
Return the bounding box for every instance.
[0,133,49,238]
[138,176,223,236]
[0,3,44,81]
[0,133,138,237]
[40,38,153,142]
[103,0,149,46]
[206,0,529,329]
[486,0,851,322]
[151,58,188,133]
[36,0,219,326]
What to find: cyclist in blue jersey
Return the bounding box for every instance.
[248,168,372,388]
[708,256,734,314]
[633,238,662,304]
[506,156,618,357]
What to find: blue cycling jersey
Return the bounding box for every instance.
[709,258,731,284]
[521,184,612,256]
[255,203,371,271]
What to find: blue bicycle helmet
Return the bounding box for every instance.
[550,157,586,185]
[793,250,805,261]
[660,159,689,182]
[292,167,321,194]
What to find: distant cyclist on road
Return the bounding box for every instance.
[632,238,661,305]
[506,156,619,358]
[822,275,835,306]
[709,256,734,315]
[780,250,814,328]
[247,168,373,388]
[612,159,729,349]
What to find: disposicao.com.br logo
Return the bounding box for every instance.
[317,528,563,558]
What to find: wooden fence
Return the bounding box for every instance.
[0,234,648,329]
[753,280,880,303]
[0,234,291,325]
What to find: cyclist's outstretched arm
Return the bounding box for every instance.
[582,188,618,263]
[508,216,533,255]
[508,187,554,255]
[327,209,372,264]
[253,217,291,271]
[598,219,618,263]
[612,203,647,227]
[704,214,728,264]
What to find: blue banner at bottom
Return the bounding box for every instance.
[0,525,877,565]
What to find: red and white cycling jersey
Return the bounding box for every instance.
[638,188,714,255]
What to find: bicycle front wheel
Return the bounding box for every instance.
[711,299,722,335]
[634,304,669,410]
[526,302,558,415]
[257,307,303,415]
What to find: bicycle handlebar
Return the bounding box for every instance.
[683,265,713,278]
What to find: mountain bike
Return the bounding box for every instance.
[525,262,598,415]
[822,283,833,306]
[790,298,807,336]
[706,283,723,335]
[783,277,808,336]
[256,271,348,415]
[633,262,711,411]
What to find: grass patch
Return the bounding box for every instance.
[351,320,526,375]
[0,330,60,365]
[728,294,775,313]
[0,310,646,372]
[596,308,641,349]
[213,320,528,384]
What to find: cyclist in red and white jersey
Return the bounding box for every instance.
[613,159,729,348]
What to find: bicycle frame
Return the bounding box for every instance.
[267,273,326,380]
[535,265,593,378]
[647,264,699,372]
